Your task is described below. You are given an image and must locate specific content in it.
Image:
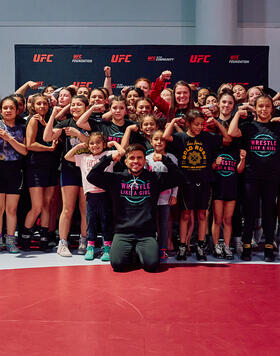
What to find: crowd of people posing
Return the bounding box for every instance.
[1,66,280,271]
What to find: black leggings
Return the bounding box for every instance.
[243,180,278,244]
[110,233,160,272]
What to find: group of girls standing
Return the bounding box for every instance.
[0,66,280,264]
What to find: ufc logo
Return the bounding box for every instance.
[73,54,82,60]
[148,56,156,61]
[111,54,132,63]
[230,55,239,60]
[151,81,171,89]
[190,55,211,63]
[191,82,200,87]
[36,81,44,87]
[73,82,93,89]
[33,54,53,62]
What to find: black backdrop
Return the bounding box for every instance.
[15,45,269,94]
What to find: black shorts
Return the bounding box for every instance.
[179,182,211,211]
[0,160,23,194]
[212,184,237,201]
[60,163,82,187]
[26,166,58,188]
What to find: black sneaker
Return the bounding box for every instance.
[176,244,187,261]
[196,241,207,261]
[21,230,32,251]
[264,244,275,262]
[213,243,224,259]
[241,243,251,261]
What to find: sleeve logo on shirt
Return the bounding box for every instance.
[120,178,151,204]
[250,134,277,157]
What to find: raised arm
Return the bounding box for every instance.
[162,117,184,142]
[228,110,245,138]
[26,115,57,152]
[103,66,113,96]
[121,124,138,149]
[15,80,40,96]
[64,142,88,162]
[76,106,96,131]
[43,108,62,142]
[149,71,172,115]
[207,118,232,145]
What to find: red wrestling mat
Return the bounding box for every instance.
[0,264,279,356]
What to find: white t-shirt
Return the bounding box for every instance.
[75,151,114,194]
[145,152,178,205]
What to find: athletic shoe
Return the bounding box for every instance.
[57,240,72,257]
[101,245,110,262]
[196,241,207,261]
[235,237,243,257]
[84,246,95,260]
[213,243,224,259]
[251,236,258,248]
[241,243,251,261]
[21,232,31,251]
[264,244,275,262]
[5,235,19,254]
[77,236,87,255]
[223,244,234,260]
[176,244,187,261]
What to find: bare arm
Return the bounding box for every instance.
[237,150,246,173]
[162,118,184,142]
[64,142,88,162]
[15,80,40,96]
[228,110,244,138]
[76,106,96,131]
[43,109,62,142]
[26,115,57,152]
[121,124,138,149]
[0,129,27,156]
[208,118,232,145]
[103,66,113,96]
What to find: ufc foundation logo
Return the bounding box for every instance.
[33,54,54,63]
[189,55,211,63]
[111,54,132,63]
[73,82,93,90]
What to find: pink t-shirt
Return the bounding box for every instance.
[75,151,114,194]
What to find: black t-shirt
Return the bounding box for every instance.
[171,131,223,183]
[55,117,88,168]
[213,143,240,200]
[89,119,134,145]
[240,120,280,181]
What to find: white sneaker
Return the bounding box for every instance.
[57,240,72,257]
[214,243,224,259]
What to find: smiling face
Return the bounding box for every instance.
[33,96,49,117]
[141,116,157,138]
[219,94,235,118]
[89,89,105,106]
[70,98,87,119]
[88,134,105,156]
[151,131,166,154]
[197,88,210,106]
[175,85,190,108]
[125,149,146,175]
[111,100,127,123]
[1,99,17,122]
[255,97,273,122]
[136,99,152,117]
[187,117,204,137]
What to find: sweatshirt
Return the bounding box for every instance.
[87,154,185,236]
